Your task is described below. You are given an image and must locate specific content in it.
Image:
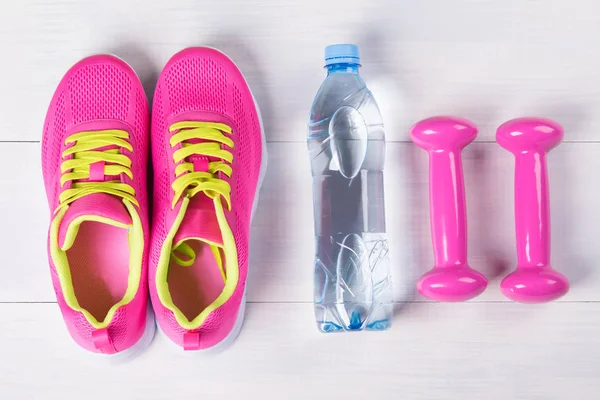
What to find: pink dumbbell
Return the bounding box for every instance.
[411,116,488,301]
[496,117,569,303]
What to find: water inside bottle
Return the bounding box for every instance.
[308,75,392,332]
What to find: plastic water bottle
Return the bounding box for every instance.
[308,44,392,332]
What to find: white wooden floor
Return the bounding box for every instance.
[2,0,600,399]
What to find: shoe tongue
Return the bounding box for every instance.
[174,194,223,247]
[58,193,132,251]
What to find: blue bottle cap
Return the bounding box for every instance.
[324,44,360,66]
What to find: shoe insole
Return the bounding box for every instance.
[168,240,225,321]
[67,221,130,323]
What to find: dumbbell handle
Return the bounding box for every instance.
[514,152,550,268]
[429,150,468,268]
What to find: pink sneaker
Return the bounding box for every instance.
[149,47,266,351]
[42,55,154,357]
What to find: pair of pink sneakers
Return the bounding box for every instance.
[42,47,267,357]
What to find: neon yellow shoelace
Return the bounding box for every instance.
[169,121,234,210]
[57,129,137,213]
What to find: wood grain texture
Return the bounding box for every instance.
[3,0,600,142]
[2,0,600,398]
[1,302,600,400]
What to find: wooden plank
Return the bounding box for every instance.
[0,302,599,399]
[3,0,600,142]
[1,141,596,302]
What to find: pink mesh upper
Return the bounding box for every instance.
[165,57,228,115]
[150,47,263,349]
[68,64,130,125]
[42,55,150,354]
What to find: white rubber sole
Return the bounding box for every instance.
[207,90,268,353]
[158,81,268,354]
